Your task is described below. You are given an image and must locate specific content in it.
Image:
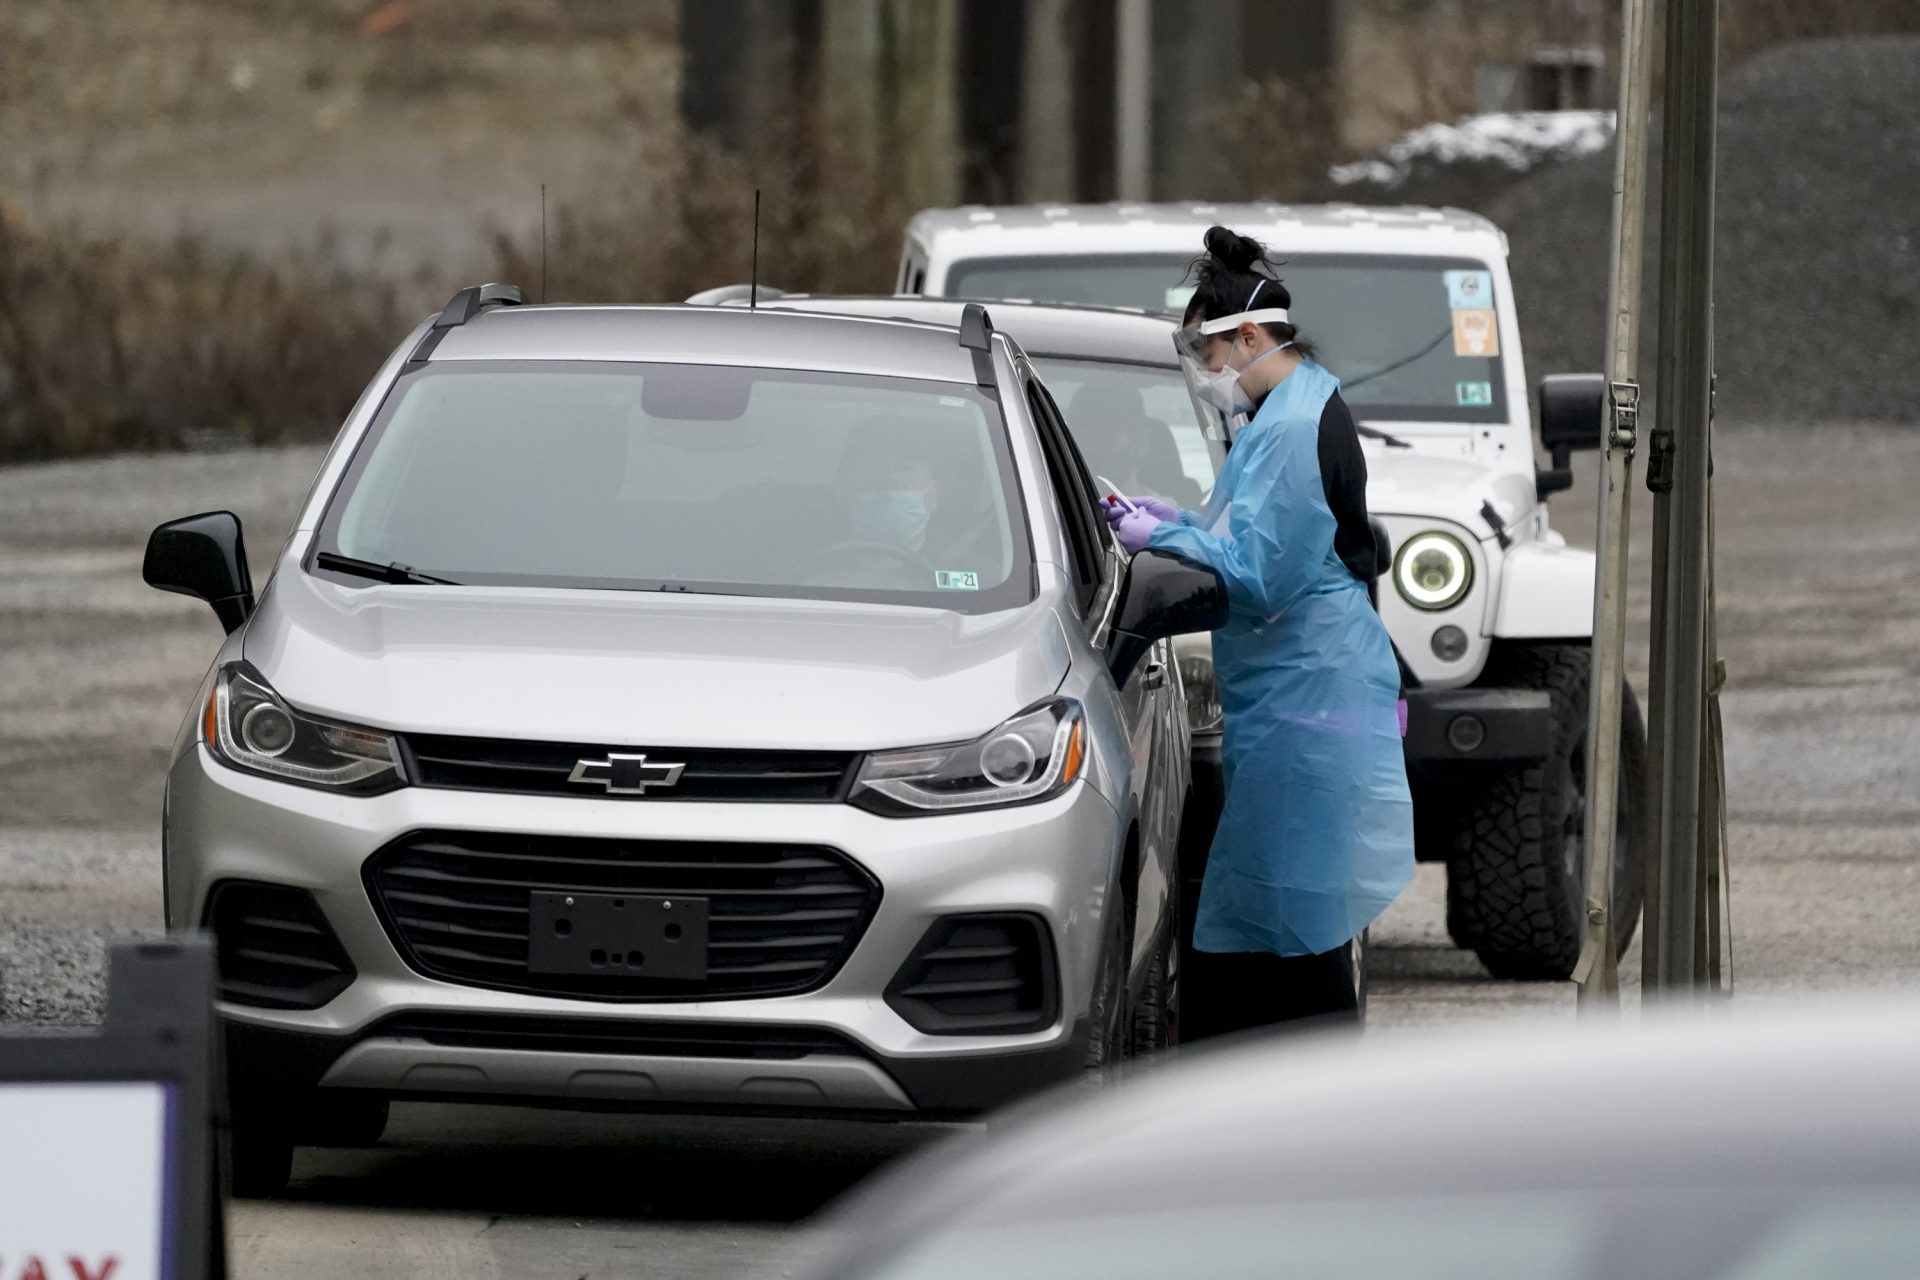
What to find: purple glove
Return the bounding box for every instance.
[1101,495,1180,527]
[1114,509,1164,554]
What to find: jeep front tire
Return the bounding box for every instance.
[1445,644,1649,980]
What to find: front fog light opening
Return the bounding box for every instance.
[1394,532,1473,612]
[1430,625,1470,663]
[1447,714,1487,753]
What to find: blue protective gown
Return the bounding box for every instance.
[1149,360,1414,957]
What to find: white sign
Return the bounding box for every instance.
[0,1082,169,1280]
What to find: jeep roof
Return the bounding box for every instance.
[904,202,1510,265]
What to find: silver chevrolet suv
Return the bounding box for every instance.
[143,286,1219,1194]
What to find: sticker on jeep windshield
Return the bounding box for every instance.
[1451,308,1499,357]
[1456,381,1494,407]
[935,570,980,591]
[1445,269,1494,311]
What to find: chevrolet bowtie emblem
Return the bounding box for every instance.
[566,753,687,795]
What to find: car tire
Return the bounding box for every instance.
[1082,900,1132,1081]
[1446,644,1649,980]
[1129,880,1180,1055]
[297,1092,389,1148]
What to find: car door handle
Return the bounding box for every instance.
[1142,661,1167,690]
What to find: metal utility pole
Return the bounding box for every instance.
[1115,0,1152,201]
[1643,0,1726,998]
[1572,0,1660,1008]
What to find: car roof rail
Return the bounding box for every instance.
[408,282,525,364]
[958,302,996,386]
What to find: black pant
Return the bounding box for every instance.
[1183,943,1359,1041]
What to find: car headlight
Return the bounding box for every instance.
[1393,531,1474,611]
[852,699,1086,816]
[203,663,404,794]
[1177,652,1222,735]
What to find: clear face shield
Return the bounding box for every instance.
[1173,306,1293,441]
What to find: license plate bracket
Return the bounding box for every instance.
[527,892,710,980]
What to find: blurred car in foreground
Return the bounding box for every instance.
[793,1004,1920,1280]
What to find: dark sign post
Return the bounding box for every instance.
[1643,0,1732,997]
[0,939,223,1280]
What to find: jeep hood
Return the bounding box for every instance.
[243,554,1072,751]
[1363,446,1538,536]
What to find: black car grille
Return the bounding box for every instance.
[401,734,858,803]
[365,831,880,1001]
[367,1012,866,1061]
[885,914,1058,1035]
[203,881,356,1010]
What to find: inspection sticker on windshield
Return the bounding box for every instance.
[1445,269,1494,311]
[1451,308,1500,357]
[1456,380,1494,407]
[935,570,980,591]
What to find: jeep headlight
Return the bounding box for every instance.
[1393,531,1473,612]
[203,662,404,794]
[852,699,1085,816]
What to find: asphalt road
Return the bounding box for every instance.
[3,427,1918,1278]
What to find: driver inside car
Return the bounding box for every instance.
[849,456,942,552]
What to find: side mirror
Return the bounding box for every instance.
[1536,372,1607,499]
[1107,549,1228,686]
[143,511,254,634]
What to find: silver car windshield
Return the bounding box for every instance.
[1032,358,1221,511]
[946,253,1509,424]
[314,361,1032,612]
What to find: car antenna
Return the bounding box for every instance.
[539,182,548,304]
[749,188,762,311]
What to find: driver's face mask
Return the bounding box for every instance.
[1174,281,1296,438]
[854,489,932,547]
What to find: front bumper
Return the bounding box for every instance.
[168,744,1120,1118]
[1403,687,1554,767]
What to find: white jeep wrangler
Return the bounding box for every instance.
[898,202,1647,980]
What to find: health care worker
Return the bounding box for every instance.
[1104,226,1414,1027]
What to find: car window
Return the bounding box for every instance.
[317,361,1032,613]
[1033,358,1221,511]
[1023,382,1103,612]
[947,253,1509,424]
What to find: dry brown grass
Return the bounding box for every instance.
[0,204,412,461]
[0,114,907,463]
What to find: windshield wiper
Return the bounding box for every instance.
[1341,328,1454,393]
[314,551,459,586]
[1359,423,1415,449]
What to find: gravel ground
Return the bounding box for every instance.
[3,428,1918,1275]
[1492,35,1920,425]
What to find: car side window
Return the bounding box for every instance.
[1025,382,1104,613]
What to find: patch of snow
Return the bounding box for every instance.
[1331,110,1615,189]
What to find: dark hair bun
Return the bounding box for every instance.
[1204,225,1267,273]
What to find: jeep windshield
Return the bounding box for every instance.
[946,253,1509,424]
[1032,358,1221,510]
[314,361,1032,612]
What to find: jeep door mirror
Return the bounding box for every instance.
[1107,549,1228,686]
[1536,373,1607,498]
[143,511,254,633]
